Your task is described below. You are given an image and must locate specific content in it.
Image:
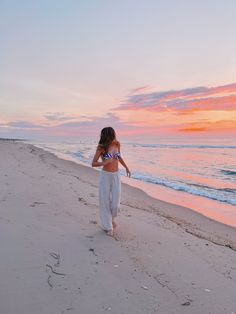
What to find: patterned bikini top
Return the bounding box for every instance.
[102,151,121,160]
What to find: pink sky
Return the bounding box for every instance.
[0,82,236,141]
[1,2,236,142]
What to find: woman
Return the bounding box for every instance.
[92,127,131,236]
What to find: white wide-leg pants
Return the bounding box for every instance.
[99,170,121,231]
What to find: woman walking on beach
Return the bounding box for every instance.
[92,127,131,236]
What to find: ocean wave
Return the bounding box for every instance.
[221,169,236,176]
[131,143,236,149]
[35,141,236,206]
[128,172,236,205]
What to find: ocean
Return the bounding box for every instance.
[30,138,236,227]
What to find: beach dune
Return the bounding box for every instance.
[0,140,236,314]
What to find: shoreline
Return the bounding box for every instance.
[121,175,236,228]
[25,140,236,250]
[1,139,236,313]
[29,139,236,228]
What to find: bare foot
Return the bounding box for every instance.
[112,220,117,229]
[105,229,114,237]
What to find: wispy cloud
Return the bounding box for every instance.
[1,83,236,140]
[0,121,43,129]
[56,113,137,135]
[178,119,236,133]
[0,113,138,140]
[44,112,79,122]
[115,83,236,114]
[131,85,153,93]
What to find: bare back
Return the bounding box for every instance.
[101,140,120,172]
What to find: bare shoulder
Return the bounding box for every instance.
[96,144,104,153]
[114,140,120,147]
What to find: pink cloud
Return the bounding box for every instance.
[44,112,79,121]
[131,85,152,93]
[115,83,236,114]
[178,119,236,133]
[0,121,43,129]
[0,113,139,140]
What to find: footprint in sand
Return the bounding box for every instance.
[50,252,60,267]
[78,197,88,205]
[89,248,98,256]
[86,235,94,239]
[31,201,46,207]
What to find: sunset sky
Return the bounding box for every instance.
[1,0,236,141]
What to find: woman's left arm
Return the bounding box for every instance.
[117,142,131,177]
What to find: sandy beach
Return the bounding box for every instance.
[0,139,236,314]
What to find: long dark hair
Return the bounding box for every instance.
[98,127,116,153]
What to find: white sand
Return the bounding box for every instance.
[0,140,236,314]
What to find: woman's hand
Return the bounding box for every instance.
[126,168,131,177]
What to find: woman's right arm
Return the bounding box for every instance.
[91,147,104,167]
[92,147,113,167]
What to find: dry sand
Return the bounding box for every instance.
[0,140,236,314]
